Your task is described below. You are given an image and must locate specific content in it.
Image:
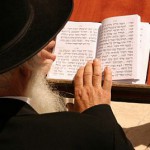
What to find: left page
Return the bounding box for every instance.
[47,21,101,82]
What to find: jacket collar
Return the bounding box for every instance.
[0,98,37,117]
[1,96,31,104]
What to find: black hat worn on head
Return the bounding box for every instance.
[0,0,73,74]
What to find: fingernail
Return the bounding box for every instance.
[87,60,93,64]
[94,58,99,61]
[94,58,101,63]
[79,66,84,69]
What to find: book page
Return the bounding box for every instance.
[133,23,150,84]
[47,21,101,81]
[96,15,141,80]
[113,23,150,84]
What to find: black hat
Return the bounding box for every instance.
[0,0,73,74]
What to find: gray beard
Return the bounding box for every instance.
[25,70,67,114]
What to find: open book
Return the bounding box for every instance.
[47,14,150,84]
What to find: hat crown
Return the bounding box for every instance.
[0,0,73,74]
[0,0,30,50]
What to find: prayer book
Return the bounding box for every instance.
[47,14,150,84]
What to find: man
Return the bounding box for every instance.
[0,0,134,149]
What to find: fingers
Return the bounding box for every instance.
[74,66,84,88]
[74,59,112,89]
[44,40,56,52]
[74,59,112,91]
[92,59,102,87]
[103,66,112,91]
[83,61,93,86]
[92,59,112,91]
[40,50,56,61]
[74,59,103,87]
[38,40,56,61]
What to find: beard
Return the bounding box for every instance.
[25,69,67,114]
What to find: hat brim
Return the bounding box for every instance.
[0,0,73,74]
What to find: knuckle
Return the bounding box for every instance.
[93,72,101,76]
[105,77,112,82]
[84,86,93,94]
[75,73,81,80]
[104,78,112,85]
[75,88,82,96]
[84,72,92,77]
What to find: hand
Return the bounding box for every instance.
[36,40,56,74]
[68,59,112,112]
[37,40,56,62]
[27,40,56,75]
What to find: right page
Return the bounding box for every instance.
[96,15,141,81]
[132,22,150,84]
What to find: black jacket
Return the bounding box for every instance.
[0,98,134,150]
